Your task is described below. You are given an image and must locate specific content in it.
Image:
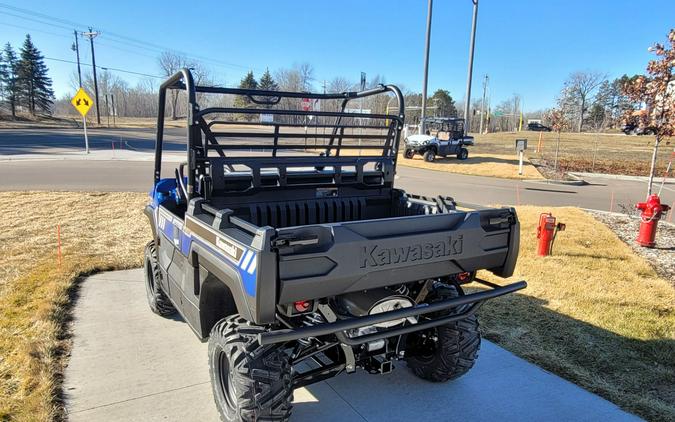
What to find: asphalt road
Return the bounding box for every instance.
[1,128,673,212]
[64,269,640,421]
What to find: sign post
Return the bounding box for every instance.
[71,87,94,154]
[515,139,528,176]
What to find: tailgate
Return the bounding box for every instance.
[274,208,518,303]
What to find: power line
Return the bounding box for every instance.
[0,3,261,73]
[0,21,73,39]
[44,56,163,79]
[0,3,85,29]
[0,9,77,32]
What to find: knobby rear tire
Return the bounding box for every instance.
[208,315,293,422]
[406,285,480,382]
[143,240,177,317]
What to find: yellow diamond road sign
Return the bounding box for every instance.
[71,87,93,117]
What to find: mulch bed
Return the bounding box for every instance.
[589,210,675,285]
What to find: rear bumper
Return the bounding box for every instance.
[258,278,526,345]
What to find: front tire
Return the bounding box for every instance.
[404,149,415,159]
[144,240,176,317]
[423,150,436,162]
[208,316,293,422]
[457,148,469,160]
[406,284,480,382]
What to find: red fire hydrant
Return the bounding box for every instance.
[537,212,565,256]
[635,194,670,248]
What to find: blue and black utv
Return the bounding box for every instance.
[144,68,524,421]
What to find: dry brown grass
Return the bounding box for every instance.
[472,131,674,176]
[397,152,544,179]
[91,116,186,129]
[475,206,674,421]
[0,194,672,421]
[0,192,149,421]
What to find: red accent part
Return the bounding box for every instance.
[635,194,670,248]
[294,300,311,313]
[456,272,471,282]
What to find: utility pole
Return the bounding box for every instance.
[83,28,101,124]
[420,0,433,134]
[463,0,479,134]
[71,30,82,87]
[479,74,488,134]
[105,94,110,127]
[111,93,116,127]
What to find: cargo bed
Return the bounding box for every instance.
[193,190,518,305]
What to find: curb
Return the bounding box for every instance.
[583,208,675,227]
[569,172,675,184]
[526,177,587,186]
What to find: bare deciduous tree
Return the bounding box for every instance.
[547,106,569,176]
[561,71,606,132]
[158,51,210,119]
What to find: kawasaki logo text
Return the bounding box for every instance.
[360,236,463,268]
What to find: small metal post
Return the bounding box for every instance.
[479,74,488,134]
[553,132,561,175]
[105,94,110,127]
[83,116,90,154]
[111,94,116,127]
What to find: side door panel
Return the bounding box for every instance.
[437,140,450,156]
[157,206,202,332]
[157,207,177,292]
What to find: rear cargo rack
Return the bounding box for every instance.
[155,68,405,199]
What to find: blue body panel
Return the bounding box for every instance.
[149,178,181,207]
[150,182,258,298]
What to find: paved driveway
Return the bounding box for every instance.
[64,269,640,421]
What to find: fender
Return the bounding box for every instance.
[190,241,255,323]
[144,204,158,240]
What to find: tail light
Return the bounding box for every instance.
[294,300,312,313]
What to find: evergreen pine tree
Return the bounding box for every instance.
[1,43,20,117]
[17,34,54,115]
[234,71,258,119]
[258,68,278,91]
[0,48,5,96]
[239,70,258,90]
[257,68,279,112]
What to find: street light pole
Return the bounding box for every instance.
[420,0,433,134]
[463,0,478,134]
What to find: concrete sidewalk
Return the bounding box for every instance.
[64,269,641,421]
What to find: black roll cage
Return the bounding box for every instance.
[155,68,405,200]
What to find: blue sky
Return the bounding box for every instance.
[1,0,673,111]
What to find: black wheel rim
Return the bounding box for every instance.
[216,348,237,411]
[406,328,438,363]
